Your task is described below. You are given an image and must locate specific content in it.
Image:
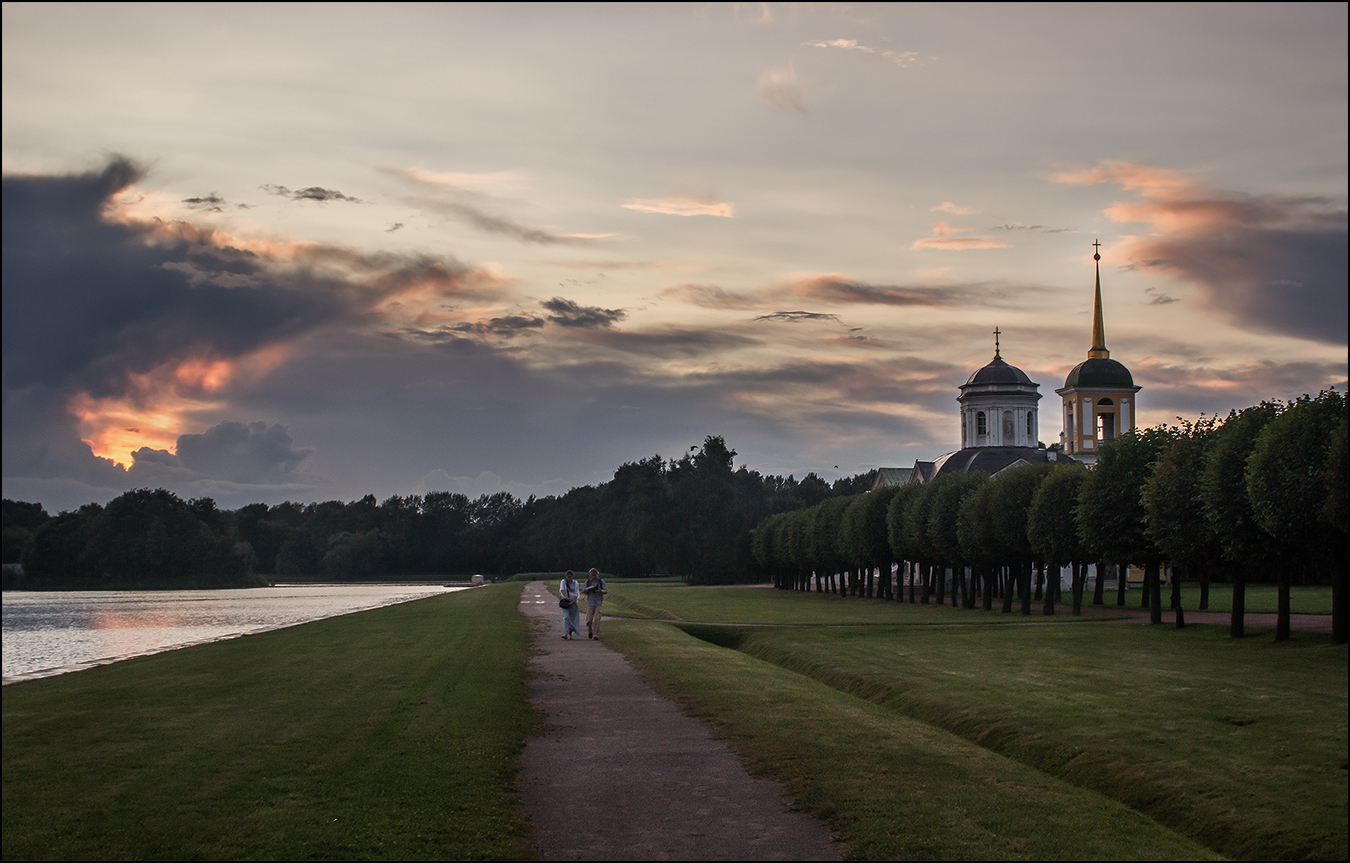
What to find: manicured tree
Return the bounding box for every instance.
[1200,403,1284,636]
[1142,417,1222,625]
[812,496,853,596]
[1028,463,1089,615]
[844,486,899,600]
[750,512,777,587]
[1078,427,1173,624]
[1247,390,1347,642]
[957,480,999,610]
[786,506,815,592]
[887,483,922,602]
[839,496,869,594]
[927,473,986,609]
[988,464,1052,615]
[899,483,937,603]
[1325,416,1347,642]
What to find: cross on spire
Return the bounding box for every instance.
[1093,239,1101,261]
[993,326,1001,359]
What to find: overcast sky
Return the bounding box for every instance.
[4,2,1346,512]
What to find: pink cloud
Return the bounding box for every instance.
[622,196,735,218]
[911,221,1010,250]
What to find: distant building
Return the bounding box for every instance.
[1056,242,1141,465]
[874,244,1133,483]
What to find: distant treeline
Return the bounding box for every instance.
[2,436,872,589]
[752,391,1346,642]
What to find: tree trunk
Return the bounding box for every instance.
[1199,569,1209,610]
[1141,565,1150,610]
[1071,561,1083,616]
[1334,546,1346,644]
[1276,562,1292,642]
[908,562,916,603]
[921,563,931,604]
[1172,568,1185,629]
[1116,563,1127,607]
[1231,566,1246,638]
[1034,566,1043,601]
[1015,561,1026,615]
[1147,560,1162,624]
[1042,561,1054,615]
[1002,566,1014,613]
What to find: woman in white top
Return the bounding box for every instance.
[559,570,582,640]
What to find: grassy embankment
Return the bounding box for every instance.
[2,585,536,861]
[603,583,1347,861]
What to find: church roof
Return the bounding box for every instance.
[910,446,1074,483]
[965,356,1034,386]
[871,467,912,489]
[1063,357,1135,389]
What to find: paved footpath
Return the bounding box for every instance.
[517,582,838,861]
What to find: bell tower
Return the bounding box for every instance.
[1057,242,1141,464]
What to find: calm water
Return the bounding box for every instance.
[2,584,464,683]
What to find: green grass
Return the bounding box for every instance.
[604,620,1217,860]
[606,582,1127,625]
[1166,583,1334,614]
[2,585,537,861]
[604,583,1348,860]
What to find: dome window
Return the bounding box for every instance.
[976,411,987,435]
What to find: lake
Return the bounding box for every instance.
[2,584,464,683]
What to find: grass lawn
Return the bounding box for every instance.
[605,582,1348,860]
[1167,583,1334,615]
[604,620,1217,860]
[606,582,1129,625]
[2,585,537,861]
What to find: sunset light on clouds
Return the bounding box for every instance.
[2,3,1345,511]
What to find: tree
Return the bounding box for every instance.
[1142,418,1222,622]
[957,481,1000,610]
[1078,428,1173,623]
[1246,390,1347,641]
[988,464,1051,615]
[886,484,924,602]
[1198,403,1281,637]
[926,473,986,609]
[1029,464,1089,614]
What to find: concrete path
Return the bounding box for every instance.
[517,582,837,861]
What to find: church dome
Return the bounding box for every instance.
[966,356,1034,386]
[1064,357,1134,389]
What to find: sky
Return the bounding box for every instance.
[3,2,1346,512]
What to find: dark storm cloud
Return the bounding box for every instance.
[1,158,504,497]
[1128,206,1348,344]
[542,297,626,328]
[163,420,311,484]
[1058,162,1348,345]
[261,184,364,203]
[754,310,841,323]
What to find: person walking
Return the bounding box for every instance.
[559,570,582,640]
[583,568,607,640]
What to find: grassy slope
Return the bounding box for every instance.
[604,620,1216,861]
[2,585,536,861]
[608,583,1348,861]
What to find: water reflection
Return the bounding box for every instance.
[2,584,463,683]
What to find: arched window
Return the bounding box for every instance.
[1098,398,1115,405]
[976,411,987,435]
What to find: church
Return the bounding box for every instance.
[877,243,1139,487]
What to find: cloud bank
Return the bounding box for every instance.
[1056,160,1348,345]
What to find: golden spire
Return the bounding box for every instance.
[1088,240,1110,359]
